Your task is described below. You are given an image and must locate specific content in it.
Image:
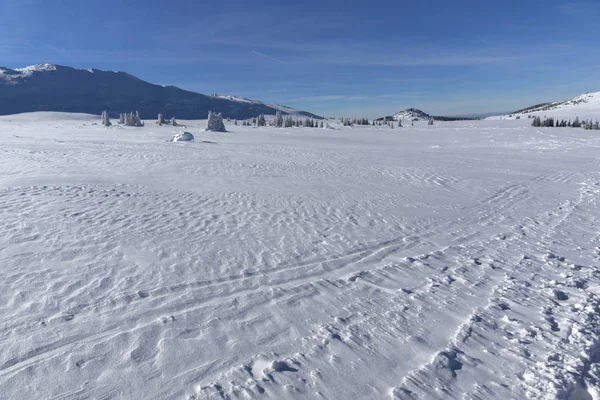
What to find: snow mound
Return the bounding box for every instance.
[170,132,194,142]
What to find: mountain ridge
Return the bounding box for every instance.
[510,91,600,117]
[0,64,321,120]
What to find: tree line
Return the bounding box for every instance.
[531,116,600,130]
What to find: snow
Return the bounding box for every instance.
[14,63,58,74]
[0,114,599,399]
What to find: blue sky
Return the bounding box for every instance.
[1,0,599,117]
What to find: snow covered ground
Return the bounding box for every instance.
[1,113,599,399]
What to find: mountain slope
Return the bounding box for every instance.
[509,91,600,119]
[0,64,321,119]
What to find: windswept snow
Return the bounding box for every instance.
[0,114,599,399]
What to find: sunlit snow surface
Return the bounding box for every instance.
[1,113,599,399]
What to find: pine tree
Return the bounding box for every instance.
[118,113,125,124]
[157,113,165,125]
[274,111,284,128]
[171,117,178,126]
[257,114,266,127]
[101,110,111,127]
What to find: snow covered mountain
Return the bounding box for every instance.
[214,94,318,118]
[505,91,600,120]
[393,108,431,121]
[0,64,321,120]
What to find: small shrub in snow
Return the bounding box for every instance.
[206,111,226,132]
[171,117,178,126]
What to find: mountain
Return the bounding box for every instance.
[393,108,431,121]
[0,64,321,120]
[507,91,600,119]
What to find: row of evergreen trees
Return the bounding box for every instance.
[238,112,324,128]
[340,117,370,126]
[531,116,599,129]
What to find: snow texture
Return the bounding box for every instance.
[0,113,599,400]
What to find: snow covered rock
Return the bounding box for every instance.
[170,132,194,142]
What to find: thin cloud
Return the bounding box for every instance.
[251,50,287,64]
[287,93,427,103]
[288,95,366,102]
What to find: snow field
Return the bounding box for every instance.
[0,114,599,399]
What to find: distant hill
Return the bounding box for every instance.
[393,108,431,121]
[377,108,481,122]
[503,91,600,120]
[0,64,321,120]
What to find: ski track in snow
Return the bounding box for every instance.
[0,114,599,399]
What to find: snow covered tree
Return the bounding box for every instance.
[157,113,166,125]
[572,117,581,128]
[206,111,226,132]
[124,111,144,127]
[118,113,125,124]
[428,117,434,126]
[319,121,324,128]
[257,114,266,127]
[101,110,111,127]
[274,111,284,128]
[284,115,293,128]
[171,117,178,126]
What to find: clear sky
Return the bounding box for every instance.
[1,0,599,117]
